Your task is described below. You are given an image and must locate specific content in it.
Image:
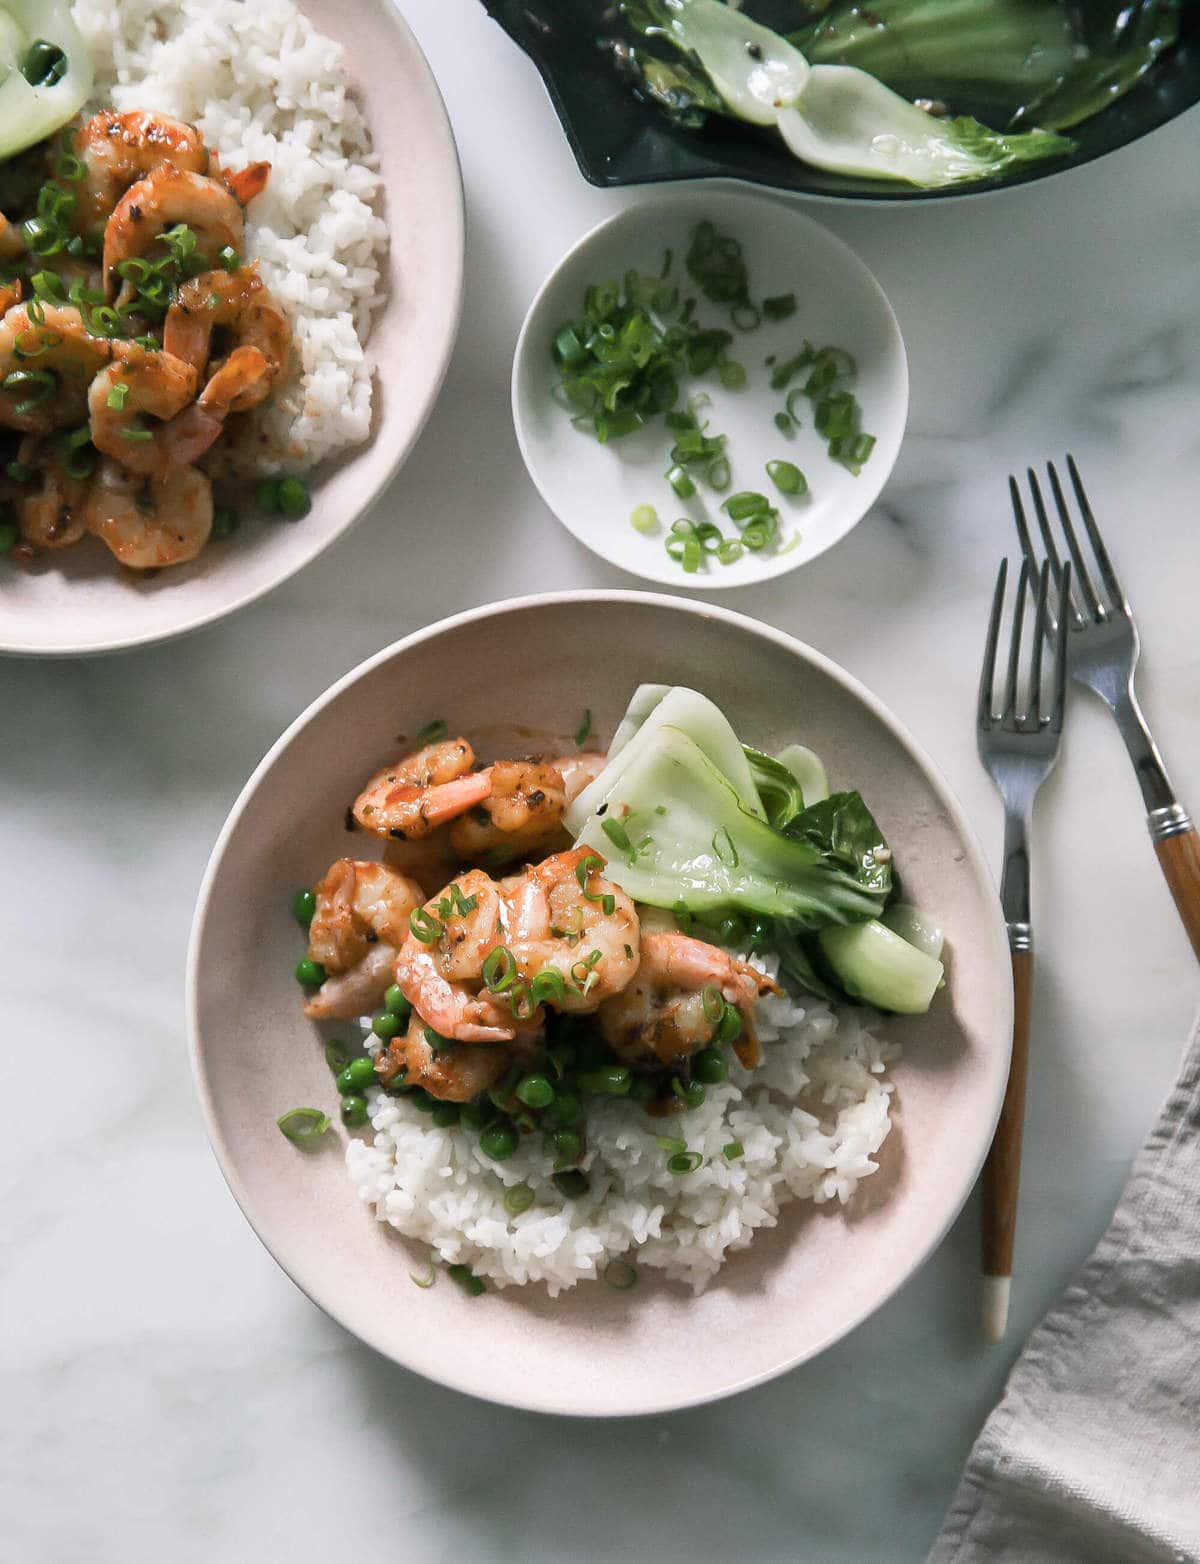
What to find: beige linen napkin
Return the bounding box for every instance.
[931,1014,1200,1564]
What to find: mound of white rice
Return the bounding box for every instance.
[346,956,900,1296]
[72,0,388,470]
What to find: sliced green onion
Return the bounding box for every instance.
[408,907,444,944]
[716,1004,744,1046]
[785,388,807,423]
[603,1259,639,1290]
[481,944,518,993]
[569,948,604,995]
[665,533,702,572]
[414,718,448,746]
[731,303,760,332]
[762,293,796,321]
[655,1137,687,1156]
[701,984,724,1024]
[668,1150,704,1175]
[630,502,659,534]
[672,900,693,935]
[666,464,695,499]
[409,1262,436,1288]
[723,1140,745,1161]
[276,1107,330,1145]
[601,817,633,854]
[121,428,154,443]
[504,1182,535,1216]
[529,968,568,1006]
[718,360,746,389]
[704,456,731,492]
[767,459,807,496]
[447,1263,486,1296]
[575,709,593,745]
[106,381,129,411]
[774,411,793,437]
[218,245,241,271]
[671,1077,706,1109]
[324,1040,350,1074]
[716,539,743,567]
[722,490,770,522]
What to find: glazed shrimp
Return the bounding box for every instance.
[375,1015,512,1103]
[598,931,781,1068]
[353,739,492,842]
[150,346,271,467]
[83,457,212,569]
[394,871,515,1043]
[0,213,24,261]
[73,111,210,235]
[503,846,640,1013]
[0,303,113,433]
[14,437,87,550]
[303,859,425,1021]
[163,267,291,406]
[87,347,199,474]
[102,166,243,298]
[447,753,606,862]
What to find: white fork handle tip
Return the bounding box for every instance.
[981,1275,1011,1343]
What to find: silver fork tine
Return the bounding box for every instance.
[1048,460,1103,621]
[1002,558,1030,724]
[1066,453,1126,611]
[1027,468,1082,627]
[1051,561,1071,731]
[978,557,1007,728]
[1010,476,1036,571]
[1029,560,1050,722]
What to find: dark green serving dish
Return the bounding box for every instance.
[479,0,1200,201]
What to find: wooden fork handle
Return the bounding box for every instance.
[981,947,1033,1279]
[1154,827,1200,962]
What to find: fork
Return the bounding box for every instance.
[976,556,1071,1342]
[1011,457,1200,960]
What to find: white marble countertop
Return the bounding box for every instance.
[5,5,1199,1559]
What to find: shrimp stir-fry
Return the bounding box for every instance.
[297,731,787,1142]
[0,108,292,572]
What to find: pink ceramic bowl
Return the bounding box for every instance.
[1,0,463,657]
[187,591,1011,1416]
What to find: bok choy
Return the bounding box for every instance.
[0,0,92,159]
[571,684,946,1013]
[616,0,1088,187]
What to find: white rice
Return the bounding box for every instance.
[71,0,388,470]
[345,955,900,1296]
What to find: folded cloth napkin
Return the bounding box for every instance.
[931,1013,1200,1564]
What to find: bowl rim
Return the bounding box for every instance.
[186,588,1011,1416]
[510,185,909,590]
[0,0,465,660]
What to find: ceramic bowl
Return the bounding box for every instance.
[512,188,907,587]
[1,0,464,657]
[480,0,1200,204]
[188,591,1011,1416]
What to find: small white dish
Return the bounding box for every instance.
[512,187,907,589]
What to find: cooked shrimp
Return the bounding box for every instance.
[0,213,23,261]
[149,346,271,466]
[74,110,209,235]
[14,437,87,550]
[503,846,640,1012]
[0,277,21,313]
[220,160,271,207]
[0,303,113,433]
[447,753,607,862]
[394,871,515,1043]
[87,347,199,474]
[375,1016,512,1103]
[163,267,291,405]
[352,739,491,842]
[598,931,781,1068]
[303,859,425,1021]
[102,166,243,298]
[84,458,212,569]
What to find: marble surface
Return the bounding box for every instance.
[4,5,1199,1559]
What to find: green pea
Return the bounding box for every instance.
[542,1092,582,1130]
[338,1056,377,1093]
[255,477,281,513]
[431,1102,460,1128]
[578,1065,631,1097]
[552,1127,581,1167]
[552,1170,589,1199]
[291,888,316,926]
[459,1101,489,1133]
[479,1121,518,1161]
[411,1090,437,1114]
[212,505,238,538]
[0,519,17,554]
[384,984,410,1018]
[515,1074,555,1110]
[294,956,326,986]
[692,1047,728,1085]
[340,1094,369,1127]
[277,475,311,518]
[372,1011,402,1040]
